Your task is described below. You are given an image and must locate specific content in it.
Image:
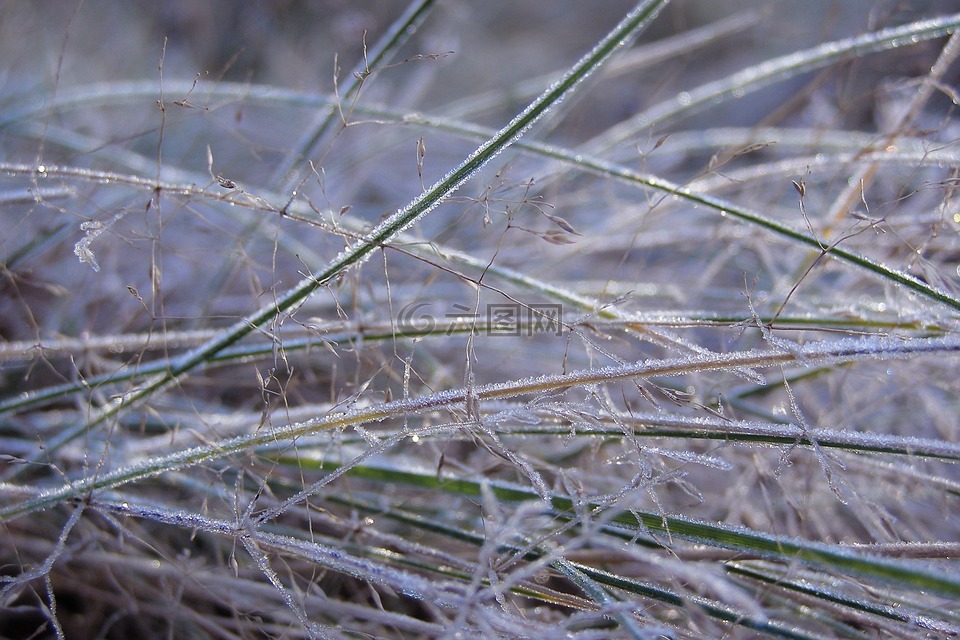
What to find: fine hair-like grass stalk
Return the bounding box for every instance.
[1,2,959,638]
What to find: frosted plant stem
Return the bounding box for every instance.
[20,0,670,467]
[300,106,960,312]
[4,332,959,522]
[514,142,960,313]
[313,462,960,601]
[771,31,960,314]
[583,13,960,152]
[240,535,318,640]
[0,501,84,638]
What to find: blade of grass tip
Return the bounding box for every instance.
[584,13,960,152]
[271,0,438,192]
[550,558,657,640]
[19,0,670,468]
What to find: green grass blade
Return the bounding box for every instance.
[302,461,960,600]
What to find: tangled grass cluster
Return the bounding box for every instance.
[2,1,960,638]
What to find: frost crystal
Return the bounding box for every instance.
[74,220,104,272]
[73,213,124,273]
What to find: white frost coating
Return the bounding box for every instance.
[73,220,103,272]
[621,410,960,459]
[483,405,542,428]
[73,212,126,273]
[95,497,470,609]
[643,446,733,470]
[256,527,468,608]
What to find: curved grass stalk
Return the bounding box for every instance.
[10,81,959,314]
[0,327,223,363]
[688,148,960,195]
[5,306,939,422]
[584,13,960,151]
[3,309,932,367]
[0,318,528,417]
[10,0,669,463]
[626,126,938,157]
[0,186,75,204]
[114,395,960,476]
[241,98,960,314]
[498,416,960,462]
[21,10,953,153]
[523,143,960,313]
[95,499,477,618]
[3,332,958,521]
